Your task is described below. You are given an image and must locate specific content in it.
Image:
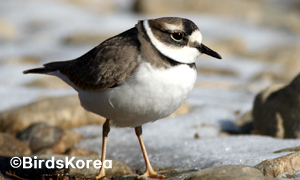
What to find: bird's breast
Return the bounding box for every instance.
[107,62,197,126]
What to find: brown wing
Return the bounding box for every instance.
[45,27,142,90]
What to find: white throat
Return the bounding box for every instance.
[143,20,201,64]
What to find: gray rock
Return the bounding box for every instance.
[253,73,300,138]
[17,122,64,152]
[0,133,31,156]
[36,129,83,154]
[187,165,276,180]
[255,151,300,178]
[16,122,82,154]
[0,95,106,134]
[161,169,198,179]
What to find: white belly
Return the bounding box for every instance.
[78,62,197,127]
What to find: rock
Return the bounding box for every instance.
[36,154,134,178]
[235,110,254,134]
[16,122,82,154]
[107,169,198,180]
[63,32,112,45]
[35,130,83,154]
[17,122,64,152]
[253,74,300,138]
[274,146,300,153]
[0,95,106,134]
[194,133,200,139]
[101,159,134,178]
[65,147,99,156]
[0,157,197,180]
[50,130,83,154]
[160,169,198,179]
[0,133,31,156]
[25,76,72,89]
[255,151,300,178]
[188,165,275,180]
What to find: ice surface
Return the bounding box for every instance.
[74,123,300,171]
[1,0,300,178]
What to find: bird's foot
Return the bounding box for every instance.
[95,168,106,180]
[138,169,166,179]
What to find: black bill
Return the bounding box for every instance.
[197,44,222,59]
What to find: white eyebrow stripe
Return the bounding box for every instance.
[163,23,182,32]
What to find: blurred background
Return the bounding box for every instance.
[1,0,300,111]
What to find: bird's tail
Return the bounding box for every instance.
[23,61,69,74]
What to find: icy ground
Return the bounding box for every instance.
[1,0,300,178]
[75,124,299,170]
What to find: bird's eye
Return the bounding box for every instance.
[171,32,184,41]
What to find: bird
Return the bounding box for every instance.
[23,17,222,179]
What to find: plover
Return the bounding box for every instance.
[24,17,221,179]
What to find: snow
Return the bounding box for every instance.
[1,0,300,178]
